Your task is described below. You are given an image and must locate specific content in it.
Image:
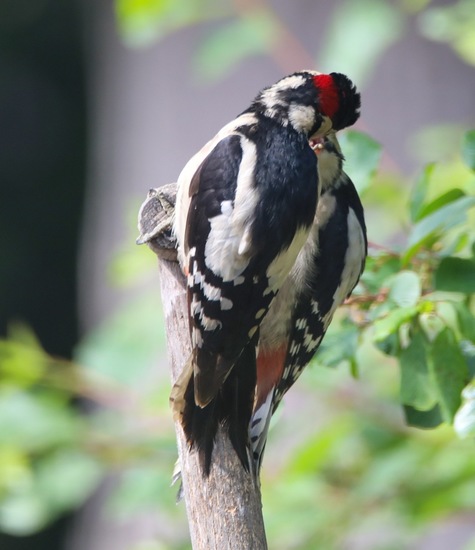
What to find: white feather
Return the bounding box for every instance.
[173,113,258,268]
[204,136,259,282]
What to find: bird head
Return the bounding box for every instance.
[253,71,360,137]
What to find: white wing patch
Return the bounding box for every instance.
[173,113,258,268]
[204,136,259,282]
[331,207,365,308]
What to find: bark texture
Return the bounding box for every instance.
[138,184,267,550]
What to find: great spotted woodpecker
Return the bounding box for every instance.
[171,71,361,475]
[250,131,367,469]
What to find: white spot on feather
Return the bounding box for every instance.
[202,281,221,301]
[234,276,245,286]
[255,308,266,320]
[220,297,233,310]
[192,327,203,347]
[174,112,258,268]
[303,333,322,352]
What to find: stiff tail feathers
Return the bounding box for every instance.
[169,344,256,477]
[220,343,257,473]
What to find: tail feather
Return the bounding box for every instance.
[170,355,219,475]
[193,348,235,408]
[221,342,257,472]
[170,342,257,477]
[170,355,194,422]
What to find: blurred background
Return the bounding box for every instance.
[1,0,475,549]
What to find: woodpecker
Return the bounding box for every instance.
[171,71,361,476]
[250,131,367,469]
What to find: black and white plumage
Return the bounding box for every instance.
[250,132,367,469]
[171,71,361,475]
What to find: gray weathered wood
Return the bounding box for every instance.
[138,185,267,550]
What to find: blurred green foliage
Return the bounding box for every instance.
[1,0,475,548]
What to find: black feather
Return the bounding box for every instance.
[329,72,361,131]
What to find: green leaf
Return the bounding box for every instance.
[315,322,359,369]
[115,0,226,47]
[462,129,475,170]
[461,340,475,377]
[403,404,443,429]
[109,241,160,287]
[427,328,469,423]
[454,302,475,342]
[286,420,352,475]
[387,271,421,308]
[76,292,165,386]
[0,325,47,387]
[403,196,475,263]
[338,131,382,194]
[409,163,435,222]
[0,391,80,452]
[0,493,48,536]
[109,466,174,516]
[418,3,475,66]
[361,254,401,295]
[408,124,467,167]
[0,341,46,388]
[454,381,475,438]
[193,12,278,82]
[373,331,400,357]
[36,450,102,513]
[416,188,466,220]
[320,0,404,86]
[372,306,420,342]
[435,257,475,294]
[0,448,31,495]
[400,329,438,410]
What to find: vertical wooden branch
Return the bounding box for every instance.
[138,185,267,550]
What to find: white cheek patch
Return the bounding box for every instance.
[288,104,316,133]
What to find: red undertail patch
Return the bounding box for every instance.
[255,344,287,409]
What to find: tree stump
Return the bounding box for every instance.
[137,184,267,550]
